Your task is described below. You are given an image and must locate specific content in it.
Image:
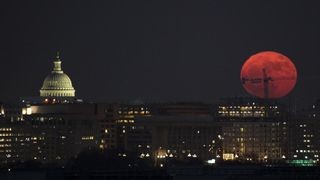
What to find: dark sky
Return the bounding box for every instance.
[1,0,320,106]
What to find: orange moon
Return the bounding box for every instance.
[240,51,297,99]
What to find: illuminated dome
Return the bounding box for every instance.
[40,53,75,97]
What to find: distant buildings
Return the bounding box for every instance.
[0,54,319,167]
[119,103,221,166]
[0,103,100,164]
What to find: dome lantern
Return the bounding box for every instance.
[52,52,63,73]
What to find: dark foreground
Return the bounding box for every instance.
[1,165,320,180]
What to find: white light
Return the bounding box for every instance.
[264,155,268,159]
[26,107,32,115]
[22,109,27,115]
[207,159,216,164]
[192,154,197,158]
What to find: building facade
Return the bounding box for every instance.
[215,98,288,162]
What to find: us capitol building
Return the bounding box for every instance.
[39,52,75,98]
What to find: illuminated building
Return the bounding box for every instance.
[132,115,221,163]
[24,103,99,163]
[286,100,320,166]
[216,98,288,162]
[114,103,221,165]
[97,103,118,150]
[101,103,152,150]
[288,118,320,166]
[40,53,75,97]
[0,102,103,165]
[0,52,104,165]
[96,102,219,165]
[0,124,24,164]
[0,112,33,165]
[216,98,282,118]
[74,103,213,161]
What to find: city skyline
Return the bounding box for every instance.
[2,1,320,179]
[1,1,320,106]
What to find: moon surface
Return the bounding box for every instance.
[240,51,297,99]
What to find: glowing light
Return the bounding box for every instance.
[289,159,316,166]
[192,154,197,158]
[223,153,235,160]
[207,159,216,164]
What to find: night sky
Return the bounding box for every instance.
[1,0,320,106]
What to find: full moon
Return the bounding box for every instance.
[240,51,297,99]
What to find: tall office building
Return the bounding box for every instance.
[215,98,288,162]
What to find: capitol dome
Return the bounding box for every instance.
[40,53,76,97]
